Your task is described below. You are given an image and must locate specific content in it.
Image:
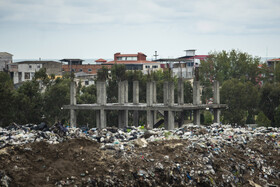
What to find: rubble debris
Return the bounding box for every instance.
[0,123,279,186]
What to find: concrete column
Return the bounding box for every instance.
[124,80,128,126]
[118,81,125,104]
[167,111,175,130]
[193,81,200,125]
[70,81,77,127]
[167,82,175,130]
[146,82,153,128]
[168,82,174,106]
[118,81,128,128]
[178,79,185,127]
[193,110,200,125]
[124,80,128,103]
[163,82,169,129]
[146,82,153,106]
[213,81,220,104]
[96,81,107,128]
[152,81,157,126]
[163,82,168,105]
[193,81,200,105]
[133,81,139,104]
[178,78,184,105]
[133,81,139,126]
[213,81,220,123]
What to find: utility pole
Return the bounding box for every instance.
[274,60,276,85]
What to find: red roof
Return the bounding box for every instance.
[95,58,107,63]
[104,60,157,64]
[267,58,280,62]
[194,55,208,59]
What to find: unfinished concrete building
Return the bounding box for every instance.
[64,79,226,130]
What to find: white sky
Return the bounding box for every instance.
[0,0,280,59]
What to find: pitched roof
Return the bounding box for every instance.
[95,58,107,62]
[267,58,280,62]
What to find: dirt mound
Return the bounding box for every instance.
[0,136,279,186]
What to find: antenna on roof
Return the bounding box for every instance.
[153,51,158,60]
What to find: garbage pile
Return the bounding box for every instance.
[0,123,279,186]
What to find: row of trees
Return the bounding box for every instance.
[199,49,280,127]
[1,49,279,127]
[0,66,193,127]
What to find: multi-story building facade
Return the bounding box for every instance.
[0,52,13,72]
[103,52,161,74]
[8,61,62,84]
[155,50,208,79]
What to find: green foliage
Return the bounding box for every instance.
[221,79,258,125]
[111,64,127,81]
[43,79,70,124]
[34,68,50,85]
[200,113,204,125]
[184,81,193,104]
[259,83,280,126]
[200,50,261,86]
[76,84,97,127]
[13,80,43,124]
[0,72,15,126]
[274,106,280,127]
[97,66,109,81]
[203,111,213,125]
[256,111,271,127]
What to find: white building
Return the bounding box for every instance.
[0,52,13,71]
[8,61,62,84]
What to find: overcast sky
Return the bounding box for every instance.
[1,0,280,59]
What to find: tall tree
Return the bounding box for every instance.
[13,80,43,124]
[259,83,280,127]
[0,72,15,126]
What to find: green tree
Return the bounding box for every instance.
[259,83,280,126]
[220,79,247,125]
[76,84,97,127]
[34,68,50,86]
[274,106,280,127]
[13,80,43,124]
[256,111,271,127]
[43,78,70,125]
[200,50,261,85]
[0,72,15,126]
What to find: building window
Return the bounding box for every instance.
[152,65,158,68]
[117,56,137,61]
[88,69,92,72]
[145,65,150,68]
[85,80,89,85]
[80,69,83,72]
[37,65,40,68]
[29,65,32,69]
[25,72,30,80]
